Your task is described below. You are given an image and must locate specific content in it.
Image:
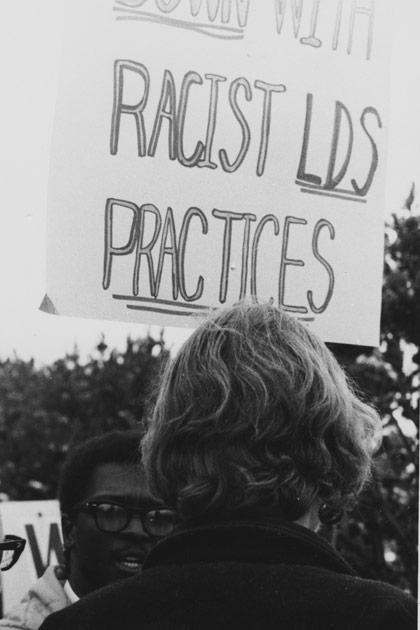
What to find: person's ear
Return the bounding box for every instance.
[61,513,77,551]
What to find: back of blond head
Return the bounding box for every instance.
[142,303,381,524]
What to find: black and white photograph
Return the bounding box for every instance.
[0,1,418,628]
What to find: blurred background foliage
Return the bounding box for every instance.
[0,335,169,501]
[0,191,418,596]
[326,186,419,596]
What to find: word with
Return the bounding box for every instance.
[114,0,250,39]
[25,523,64,578]
[297,93,382,201]
[103,198,335,314]
[275,0,375,60]
[111,61,285,176]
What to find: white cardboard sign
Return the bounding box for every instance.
[0,501,62,613]
[43,0,391,345]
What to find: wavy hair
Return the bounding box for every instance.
[142,303,381,524]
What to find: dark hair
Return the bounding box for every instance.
[59,429,143,514]
[142,303,382,525]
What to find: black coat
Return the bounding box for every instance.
[39,518,416,630]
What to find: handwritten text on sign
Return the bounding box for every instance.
[44,0,390,344]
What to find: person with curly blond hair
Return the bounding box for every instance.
[40,303,416,630]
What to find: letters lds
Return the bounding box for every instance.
[103,200,335,314]
[298,94,382,196]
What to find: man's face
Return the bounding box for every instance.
[63,461,165,597]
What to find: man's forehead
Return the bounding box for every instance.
[83,461,161,506]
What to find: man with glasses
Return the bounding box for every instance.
[0,429,174,629]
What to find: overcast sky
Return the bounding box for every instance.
[0,1,419,365]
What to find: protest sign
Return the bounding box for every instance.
[42,0,392,345]
[0,501,62,613]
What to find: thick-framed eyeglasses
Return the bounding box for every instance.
[0,535,26,571]
[72,501,177,537]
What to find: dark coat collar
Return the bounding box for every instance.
[144,517,357,577]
